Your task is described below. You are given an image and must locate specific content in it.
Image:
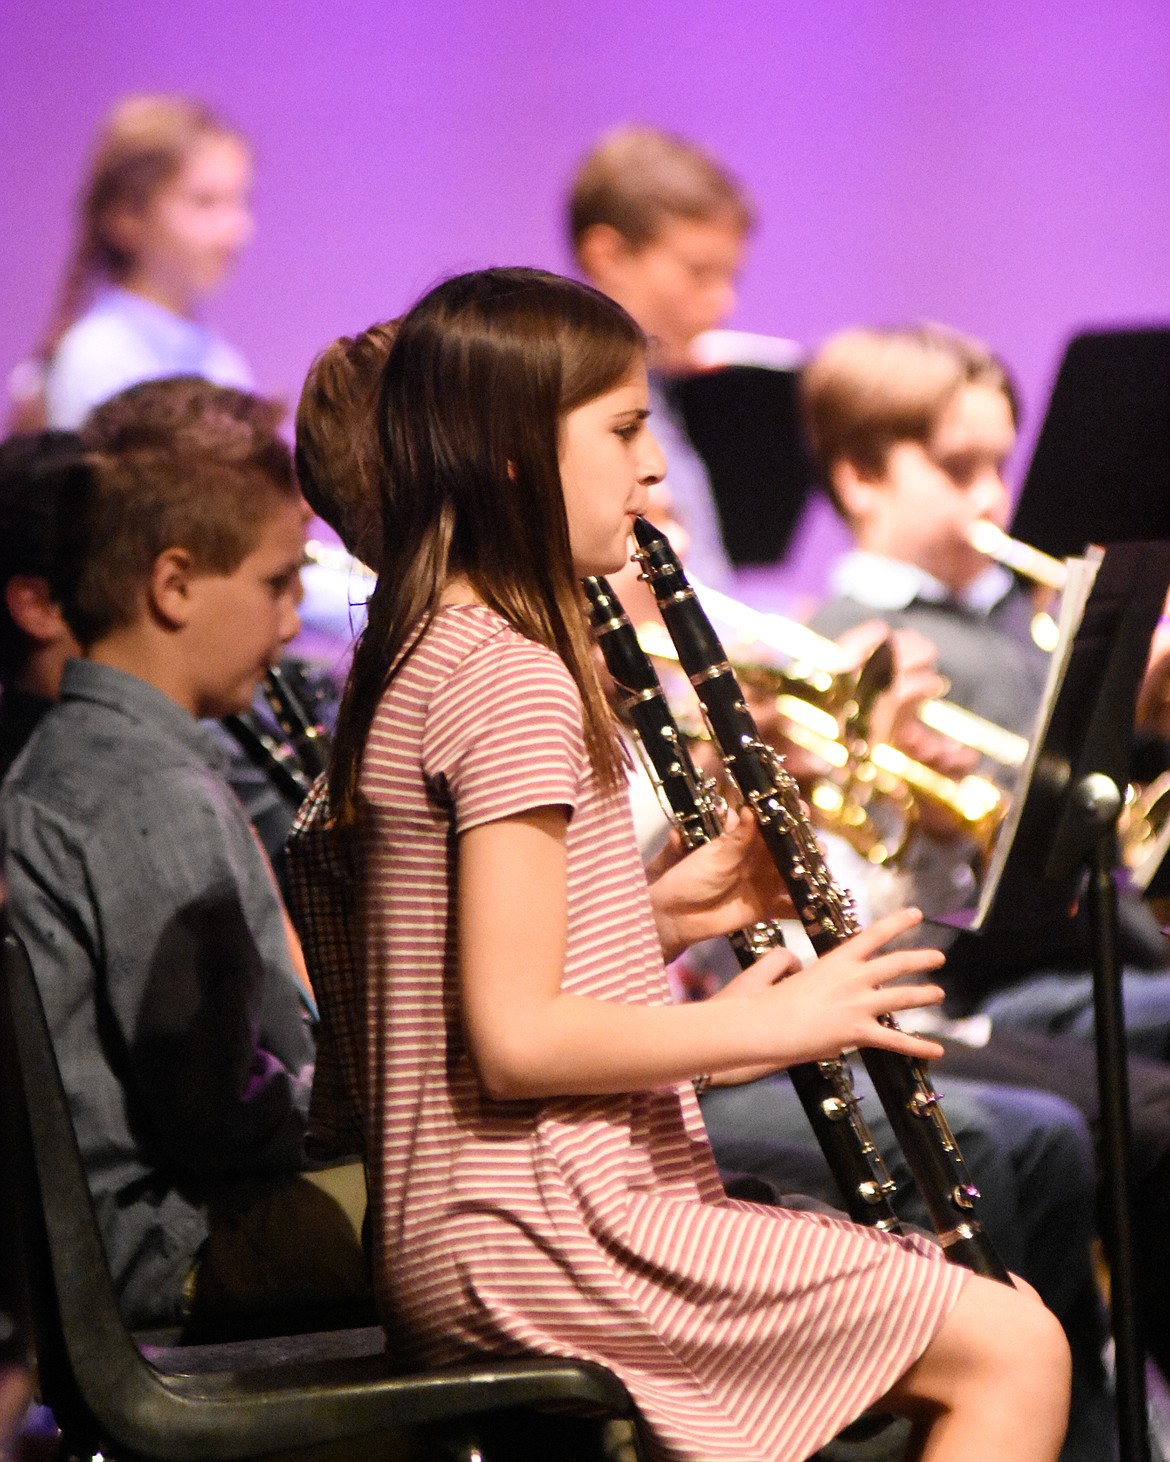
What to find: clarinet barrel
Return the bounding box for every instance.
[628,518,1010,1282]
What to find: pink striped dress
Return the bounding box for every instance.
[358,604,966,1462]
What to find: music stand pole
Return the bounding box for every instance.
[1079,773,1149,1462]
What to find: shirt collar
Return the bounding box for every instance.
[59,658,228,769]
[98,286,212,354]
[828,550,1015,616]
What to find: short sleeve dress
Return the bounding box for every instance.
[357,604,966,1462]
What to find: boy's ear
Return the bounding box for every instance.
[5,576,70,646]
[830,458,883,525]
[576,223,636,288]
[147,547,197,630]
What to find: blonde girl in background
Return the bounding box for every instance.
[10,94,253,431]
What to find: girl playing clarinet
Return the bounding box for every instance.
[327,266,1070,1462]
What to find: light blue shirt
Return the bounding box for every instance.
[44,286,253,429]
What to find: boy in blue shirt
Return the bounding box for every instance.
[2,434,368,1335]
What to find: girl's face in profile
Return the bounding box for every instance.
[558,365,666,578]
[117,135,254,311]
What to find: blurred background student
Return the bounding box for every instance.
[9,94,253,433]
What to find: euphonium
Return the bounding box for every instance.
[631,515,1011,1281]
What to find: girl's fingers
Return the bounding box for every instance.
[836,906,926,958]
[857,947,946,986]
[753,946,802,983]
[714,946,801,999]
[870,1026,946,1062]
[876,981,946,1013]
[722,804,747,837]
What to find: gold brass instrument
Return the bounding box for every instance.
[966,520,1068,592]
[688,579,1029,767]
[1120,773,1170,891]
[965,520,1066,652]
[636,586,1020,864]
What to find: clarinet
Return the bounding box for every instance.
[629,517,1010,1281]
[583,574,902,1233]
[221,665,332,805]
[259,664,330,781]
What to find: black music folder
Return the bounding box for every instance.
[1012,327,1170,559]
[667,362,815,567]
[932,540,1170,1008]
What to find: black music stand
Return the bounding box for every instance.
[667,362,815,566]
[935,540,1170,1462]
[1012,327,1170,559]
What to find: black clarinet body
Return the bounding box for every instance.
[629,518,1010,1281]
[222,665,332,807]
[260,664,330,781]
[584,574,902,1233]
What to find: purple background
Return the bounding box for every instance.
[3,1,1169,602]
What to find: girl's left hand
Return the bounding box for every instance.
[648,808,795,963]
[702,944,803,1087]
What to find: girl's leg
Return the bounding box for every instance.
[876,1274,1071,1462]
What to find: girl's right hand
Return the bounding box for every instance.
[751,907,947,1069]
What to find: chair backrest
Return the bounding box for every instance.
[0,923,159,1453]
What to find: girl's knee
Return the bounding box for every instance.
[962,1276,1071,1394]
[904,1275,1070,1409]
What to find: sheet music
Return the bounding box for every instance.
[974,548,1103,926]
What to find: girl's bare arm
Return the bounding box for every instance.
[458,805,946,1101]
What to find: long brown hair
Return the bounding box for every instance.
[329,267,645,822]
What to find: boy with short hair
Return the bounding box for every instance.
[81,375,323,872]
[803,323,1049,738]
[801,320,1170,1028]
[798,323,1170,1410]
[567,125,757,586]
[1,437,368,1334]
[0,432,85,780]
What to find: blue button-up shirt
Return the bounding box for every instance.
[1,660,312,1326]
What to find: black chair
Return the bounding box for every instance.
[0,924,643,1462]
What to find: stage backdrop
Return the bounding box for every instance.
[3,0,1169,601]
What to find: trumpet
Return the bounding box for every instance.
[682,579,1029,769]
[966,520,1068,592]
[636,585,1022,863]
[965,520,1066,652]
